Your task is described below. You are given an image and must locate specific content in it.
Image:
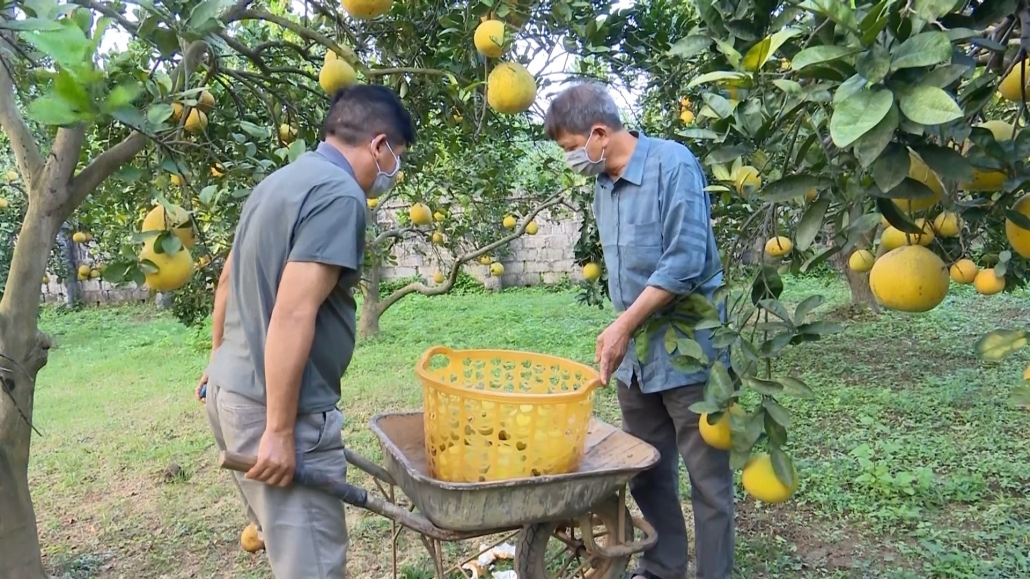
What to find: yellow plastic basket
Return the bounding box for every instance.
[416,346,603,483]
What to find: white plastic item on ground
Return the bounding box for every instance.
[492,571,518,579]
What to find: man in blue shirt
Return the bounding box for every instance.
[545,81,733,579]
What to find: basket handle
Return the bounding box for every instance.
[417,345,454,370]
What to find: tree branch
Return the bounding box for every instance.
[231,9,372,77]
[373,225,416,245]
[367,67,448,77]
[0,19,44,188]
[67,131,148,213]
[376,194,565,315]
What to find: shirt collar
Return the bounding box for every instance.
[316,141,357,179]
[618,130,650,186]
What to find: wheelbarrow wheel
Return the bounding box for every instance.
[514,496,634,579]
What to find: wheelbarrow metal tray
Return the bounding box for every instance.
[369,411,660,533]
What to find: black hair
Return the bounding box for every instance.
[324,84,417,147]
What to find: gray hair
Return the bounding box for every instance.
[543,81,624,140]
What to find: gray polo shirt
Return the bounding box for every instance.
[206,141,366,414]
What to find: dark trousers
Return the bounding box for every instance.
[617,380,735,579]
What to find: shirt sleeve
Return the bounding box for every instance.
[288,189,366,272]
[646,157,710,296]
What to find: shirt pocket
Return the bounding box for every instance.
[619,221,662,277]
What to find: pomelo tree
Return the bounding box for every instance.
[0,0,618,573]
[566,0,1030,497]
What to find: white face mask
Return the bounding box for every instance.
[369,141,400,198]
[564,134,606,176]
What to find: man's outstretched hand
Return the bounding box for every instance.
[246,430,296,487]
[595,319,632,385]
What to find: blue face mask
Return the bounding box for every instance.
[369,141,400,198]
[564,133,606,176]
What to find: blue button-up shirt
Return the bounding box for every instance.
[594,132,725,393]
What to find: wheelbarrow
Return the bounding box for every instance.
[220,411,660,578]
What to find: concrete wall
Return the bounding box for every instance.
[39,204,587,304]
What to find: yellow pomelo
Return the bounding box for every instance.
[489,262,504,276]
[932,212,961,237]
[409,203,433,226]
[949,259,978,284]
[487,62,537,114]
[433,211,445,222]
[432,271,445,284]
[804,188,818,203]
[1005,193,1030,258]
[319,59,357,94]
[184,109,208,133]
[869,245,949,313]
[72,231,87,244]
[6,170,18,181]
[502,215,517,229]
[1023,364,1030,381]
[479,255,493,265]
[742,453,798,504]
[171,102,183,122]
[973,268,1005,295]
[279,124,297,143]
[367,198,378,208]
[474,19,506,58]
[880,220,933,251]
[240,523,264,553]
[698,406,743,451]
[211,163,225,178]
[999,60,1030,101]
[960,121,1016,191]
[0,198,8,209]
[139,238,194,292]
[525,221,538,235]
[848,249,875,273]
[342,0,392,19]
[89,269,100,279]
[892,153,942,213]
[142,204,196,250]
[679,110,695,124]
[582,262,602,281]
[77,265,90,277]
[42,275,50,285]
[431,232,444,244]
[764,236,792,258]
[735,166,761,196]
[197,90,215,113]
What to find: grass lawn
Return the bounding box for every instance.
[29,275,1030,579]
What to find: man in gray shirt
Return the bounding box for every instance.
[197,84,415,579]
[544,82,733,579]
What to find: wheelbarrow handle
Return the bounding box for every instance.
[217,451,459,540]
[219,451,370,508]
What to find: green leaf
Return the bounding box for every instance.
[52,67,91,110]
[744,375,784,396]
[0,17,64,31]
[26,94,87,125]
[913,0,962,21]
[974,330,1028,362]
[971,0,1018,28]
[138,259,159,275]
[104,83,141,111]
[779,376,815,398]
[854,105,900,167]
[287,139,307,163]
[147,104,174,125]
[763,398,791,428]
[799,0,859,31]
[856,45,890,84]
[188,0,231,29]
[23,25,90,68]
[668,35,712,58]
[912,144,973,184]
[702,93,733,119]
[830,88,894,148]
[759,174,827,203]
[671,355,705,375]
[872,143,911,192]
[634,326,651,362]
[708,362,735,405]
[923,64,972,88]
[876,197,923,233]
[741,28,801,71]
[750,265,784,305]
[1005,208,1030,231]
[898,85,963,125]
[664,326,677,354]
[772,79,803,95]
[885,177,936,201]
[890,31,952,71]
[758,299,794,326]
[791,45,861,71]
[199,185,218,206]
[796,197,829,252]
[797,321,843,336]
[848,213,884,236]
[794,295,825,323]
[676,337,706,361]
[687,71,748,89]
[688,400,723,415]
[769,446,798,489]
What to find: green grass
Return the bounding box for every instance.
[28,276,1030,578]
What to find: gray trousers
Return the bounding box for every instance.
[206,381,349,579]
[617,380,735,579]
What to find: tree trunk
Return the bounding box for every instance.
[56,222,80,308]
[832,204,879,313]
[0,359,46,579]
[358,264,382,340]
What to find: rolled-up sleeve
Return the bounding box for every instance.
[646,158,709,295]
